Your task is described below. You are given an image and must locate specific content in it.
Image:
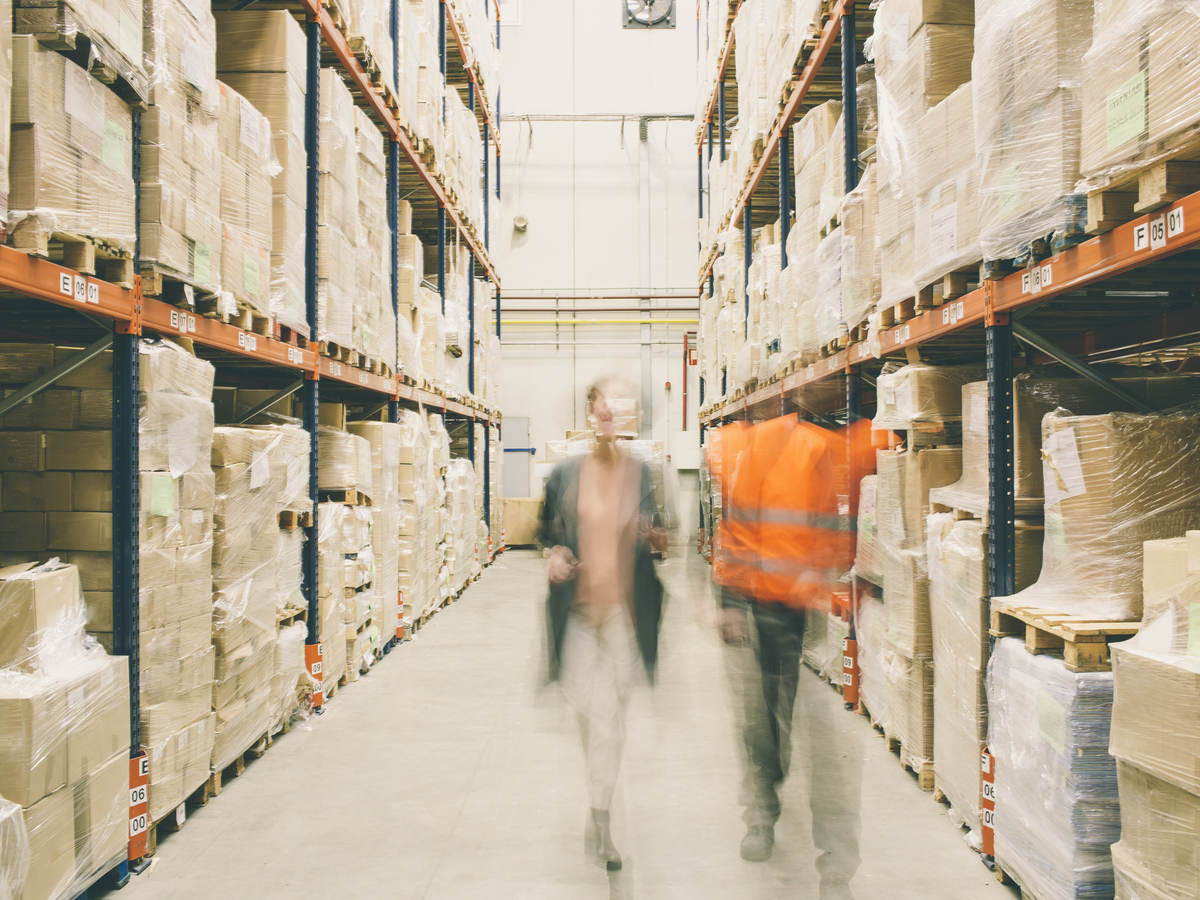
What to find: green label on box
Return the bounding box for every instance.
[1037,690,1067,755]
[1189,601,1200,657]
[193,242,212,284]
[102,121,127,174]
[1107,71,1148,151]
[244,257,260,298]
[149,473,175,517]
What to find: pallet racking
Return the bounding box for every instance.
[0,0,504,882]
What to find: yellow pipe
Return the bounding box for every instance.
[499,318,699,325]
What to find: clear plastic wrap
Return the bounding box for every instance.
[855,593,889,727]
[854,474,883,584]
[813,228,844,348]
[217,81,275,317]
[882,639,934,769]
[874,446,963,554]
[0,797,27,899]
[140,0,222,292]
[317,427,373,496]
[912,82,981,288]
[840,163,879,331]
[996,409,1200,620]
[987,637,1119,900]
[972,0,1092,260]
[926,514,1042,832]
[9,36,136,252]
[317,67,358,348]
[1080,2,1200,191]
[215,10,309,334]
[1108,573,1200,898]
[872,363,984,432]
[875,179,915,308]
[354,107,391,364]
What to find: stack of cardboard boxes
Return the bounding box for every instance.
[1110,533,1200,899]
[10,35,136,252]
[353,108,394,370]
[316,68,358,352]
[215,10,309,335]
[216,82,274,320]
[140,0,222,295]
[0,561,130,900]
[348,421,404,654]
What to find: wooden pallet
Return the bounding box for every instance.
[196,294,273,336]
[1086,130,1200,234]
[145,780,211,857]
[819,213,841,239]
[318,340,360,367]
[276,606,307,629]
[278,508,313,530]
[139,263,222,310]
[878,296,916,328]
[981,199,1089,281]
[989,604,1140,672]
[15,0,149,102]
[861,700,935,791]
[207,729,274,798]
[914,265,977,312]
[319,488,372,506]
[275,321,310,348]
[9,225,134,285]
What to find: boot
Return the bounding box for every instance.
[585,809,623,871]
[740,824,774,862]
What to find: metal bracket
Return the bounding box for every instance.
[235,380,304,424]
[116,275,144,336]
[0,333,114,418]
[1011,321,1154,413]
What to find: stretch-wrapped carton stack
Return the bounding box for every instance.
[215,10,308,334]
[925,514,1041,833]
[348,421,404,650]
[1081,2,1200,197]
[217,82,273,320]
[0,561,131,900]
[996,409,1200,621]
[988,638,1119,900]
[354,109,393,366]
[347,0,395,95]
[210,427,283,770]
[10,36,136,253]
[140,0,222,294]
[317,68,358,350]
[972,0,1092,260]
[444,459,478,594]
[315,502,347,690]
[394,410,431,625]
[1109,536,1200,899]
[13,0,143,100]
[428,413,452,608]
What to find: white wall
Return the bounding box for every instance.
[496,0,701,539]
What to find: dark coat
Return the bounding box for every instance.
[539,455,665,683]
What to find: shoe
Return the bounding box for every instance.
[740,824,774,862]
[819,880,855,900]
[586,809,623,871]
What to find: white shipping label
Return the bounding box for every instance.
[1150,215,1167,250]
[929,202,958,258]
[1167,205,1185,239]
[64,63,104,136]
[249,453,270,490]
[1042,426,1087,506]
[181,39,210,92]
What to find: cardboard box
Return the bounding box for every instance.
[76,389,114,428]
[0,561,81,670]
[0,431,45,471]
[0,676,68,806]
[893,24,974,115]
[65,656,130,783]
[1111,840,1178,900]
[66,551,112,591]
[22,787,75,900]
[48,512,112,552]
[0,471,72,511]
[1111,643,1200,796]
[0,343,54,383]
[74,749,130,875]
[72,472,112,511]
[141,614,212,668]
[1147,8,1200,148]
[215,10,306,77]
[44,430,112,471]
[1113,760,1200,896]
[146,712,215,823]
[0,387,77,430]
[888,0,974,36]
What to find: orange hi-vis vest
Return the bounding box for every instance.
[712,416,842,610]
[707,421,752,590]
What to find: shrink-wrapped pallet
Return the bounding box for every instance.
[215,10,308,333]
[0,797,27,898]
[840,164,879,332]
[872,363,983,432]
[354,108,392,365]
[317,428,373,499]
[217,81,274,318]
[926,514,1042,832]
[0,561,131,898]
[972,0,1092,260]
[987,637,1119,900]
[140,0,222,293]
[855,594,888,727]
[996,410,1200,620]
[854,475,883,585]
[317,68,358,349]
[9,36,136,252]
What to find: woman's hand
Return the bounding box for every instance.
[547,545,579,584]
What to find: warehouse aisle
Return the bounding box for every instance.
[112,551,1012,900]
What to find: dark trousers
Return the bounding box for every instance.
[722,591,861,884]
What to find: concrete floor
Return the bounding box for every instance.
[109,550,1015,899]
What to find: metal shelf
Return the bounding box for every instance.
[695,0,743,146]
[698,189,1200,425]
[698,0,858,288]
[444,0,501,150]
